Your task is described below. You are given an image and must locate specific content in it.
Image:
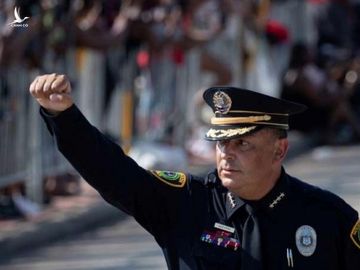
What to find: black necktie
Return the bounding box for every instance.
[241,204,263,270]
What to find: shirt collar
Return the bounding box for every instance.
[257,168,289,212]
[224,167,289,219]
[226,191,245,219]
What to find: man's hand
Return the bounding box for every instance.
[29,73,73,114]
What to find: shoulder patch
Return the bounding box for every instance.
[150,170,187,188]
[350,219,360,250]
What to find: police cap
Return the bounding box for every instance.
[203,87,306,140]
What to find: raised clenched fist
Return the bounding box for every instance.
[29,73,73,114]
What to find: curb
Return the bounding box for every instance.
[0,199,125,263]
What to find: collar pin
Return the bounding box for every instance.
[269,192,286,209]
[227,192,236,208]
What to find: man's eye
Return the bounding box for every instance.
[216,139,252,151]
[236,140,252,151]
[217,140,229,148]
[236,140,248,146]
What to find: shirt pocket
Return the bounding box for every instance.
[192,239,241,270]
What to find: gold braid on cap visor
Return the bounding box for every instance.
[206,126,257,138]
[210,114,289,128]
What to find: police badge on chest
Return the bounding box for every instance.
[295,225,317,257]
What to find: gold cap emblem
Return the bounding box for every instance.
[213,91,232,114]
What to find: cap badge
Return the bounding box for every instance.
[295,225,317,256]
[213,91,232,114]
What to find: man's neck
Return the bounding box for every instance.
[230,168,282,201]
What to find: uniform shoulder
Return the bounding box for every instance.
[286,174,360,252]
[288,174,358,219]
[189,169,220,186]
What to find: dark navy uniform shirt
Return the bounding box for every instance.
[41,105,360,270]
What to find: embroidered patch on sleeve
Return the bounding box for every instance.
[350,219,360,250]
[150,170,187,188]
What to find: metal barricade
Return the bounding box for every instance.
[0,48,80,204]
[76,48,105,128]
[0,66,29,188]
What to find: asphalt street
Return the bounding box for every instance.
[2,217,167,270]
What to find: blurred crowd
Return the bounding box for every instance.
[281,0,360,145]
[1,0,360,220]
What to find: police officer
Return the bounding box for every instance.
[30,73,360,269]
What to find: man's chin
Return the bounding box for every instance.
[219,176,235,188]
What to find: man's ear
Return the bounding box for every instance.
[273,138,289,162]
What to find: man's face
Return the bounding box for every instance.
[216,129,287,196]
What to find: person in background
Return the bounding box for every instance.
[281,42,360,144]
